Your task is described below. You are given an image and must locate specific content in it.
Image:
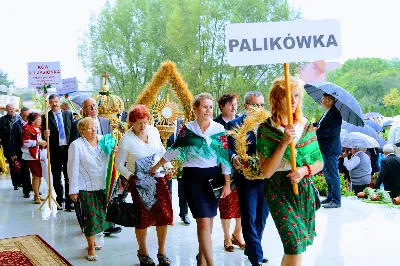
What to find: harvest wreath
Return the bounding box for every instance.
[228,108,270,180]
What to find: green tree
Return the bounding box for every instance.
[78,0,302,108]
[0,69,14,87]
[383,88,400,107]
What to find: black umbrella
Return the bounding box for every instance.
[304,82,364,126]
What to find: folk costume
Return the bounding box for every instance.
[257,117,323,255]
[163,120,232,218]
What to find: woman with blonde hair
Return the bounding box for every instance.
[257,77,324,266]
[67,117,116,261]
[151,93,232,266]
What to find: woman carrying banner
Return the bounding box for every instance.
[21,112,46,204]
[257,77,324,266]
[67,117,116,261]
[151,93,232,266]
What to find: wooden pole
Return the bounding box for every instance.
[39,97,61,210]
[283,63,299,195]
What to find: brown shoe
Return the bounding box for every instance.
[232,234,246,250]
[224,240,234,252]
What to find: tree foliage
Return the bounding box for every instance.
[383,88,400,107]
[78,0,302,110]
[0,69,14,87]
[327,57,400,109]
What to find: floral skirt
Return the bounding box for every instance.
[265,171,317,255]
[131,178,173,229]
[79,190,111,236]
[219,186,241,219]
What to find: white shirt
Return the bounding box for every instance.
[67,135,109,194]
[270,118,308,172]
[52,111,67,146]
[388,123,400,145]
[20,118,27,126]
[115,125,172,179]
[163,120,231,175]
[343,151,362,171]
[21,127,47,161]
[318,108,331,125]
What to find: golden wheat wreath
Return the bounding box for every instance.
[228,108,270,180]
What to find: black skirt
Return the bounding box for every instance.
[182,166,220,218]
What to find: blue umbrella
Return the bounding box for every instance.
[364,112,383,119]
[363,119,383,132]
[340,131,379,148]
[383,120,394,127]
[304,82,364,126]
[342,121,386,148]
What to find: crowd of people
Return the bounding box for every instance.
[0,75,400,266]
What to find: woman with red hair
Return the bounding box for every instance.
[257,77,324,266]
[21,112,47,204]
[115,104,173,266]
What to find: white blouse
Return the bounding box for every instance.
[163,120,231,175]
[21,127,47,161]
[270,118,308,172]
[115,125,171,179]
[67,136,109,194]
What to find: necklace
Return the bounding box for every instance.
[281,114,298,128]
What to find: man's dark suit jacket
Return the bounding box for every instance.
[9,120,24,158]
[374,154,400,198]
[166,119,183,148]
[69,116,112,144]
[214,114,239,129]
[41,110,74,150]
[314,105,342,156]
[0,114,20,155]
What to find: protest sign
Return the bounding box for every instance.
[27,61,62,88]
[59,77,78,96]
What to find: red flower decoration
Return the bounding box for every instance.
[282,215,288,220]
[243,160,249,169]
[91,230,94,235]
[82,197,86,201]
[287,231,292,235]
[296,238,300,243]
[303,236,307,240]
[219,135,228,149]
[292,246,297,251]
[292,223,297,228]
[279,200,284,205]
[275,210,279,215]
[271,194,276,199]
[306,196,310,201]
[288,207,293,213]
[178,125,186,138]
[89,202,93,207]
[90,211,94,216]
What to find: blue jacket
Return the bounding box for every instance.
[315,105,342,156]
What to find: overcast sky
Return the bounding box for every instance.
[1,0,399,87]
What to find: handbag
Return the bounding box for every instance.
[106,177,139,227]
[11,159,21,173]
[311,180,321,211]
[208,165,235,199]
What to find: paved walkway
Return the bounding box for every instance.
[0,175,398,266]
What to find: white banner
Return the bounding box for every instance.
[59,77,78,96]
[0,95,20,109]
[27,61,62,89]
[226,19,342,66]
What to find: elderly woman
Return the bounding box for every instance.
[340,148,372,194]
[21,112,47,204]
[115,105,173,266]
[258,77,324,266]
[151,93,232,266]
[67,117,115,261]
[213,93,245,252]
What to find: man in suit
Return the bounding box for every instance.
[42,94,74,211]
[374,144,400,198]
[313,93,342,208]
[227,91,269,266]
[70,97,112,143]
[9,107,32,197]
[166,118,191,225]
[69,97,122,236]
[0,103,21,190]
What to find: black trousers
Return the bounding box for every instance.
[50,146,71,206]
[5,154,21,187]
[20,158,31,194]
[167,178,189,217]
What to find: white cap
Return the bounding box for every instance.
[382,144,395,153]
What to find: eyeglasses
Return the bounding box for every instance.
[248,103,265,108]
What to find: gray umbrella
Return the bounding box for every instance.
[304,82,364,126]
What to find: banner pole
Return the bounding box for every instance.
[284,63,299,195]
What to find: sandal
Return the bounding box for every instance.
[157,253,171,266]
[137,251,155,266]
[86,255,97,261]
[232,234,246,250]
[95,245,102,251]
[224,239,234,252]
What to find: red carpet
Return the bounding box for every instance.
[0,235,71,266]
